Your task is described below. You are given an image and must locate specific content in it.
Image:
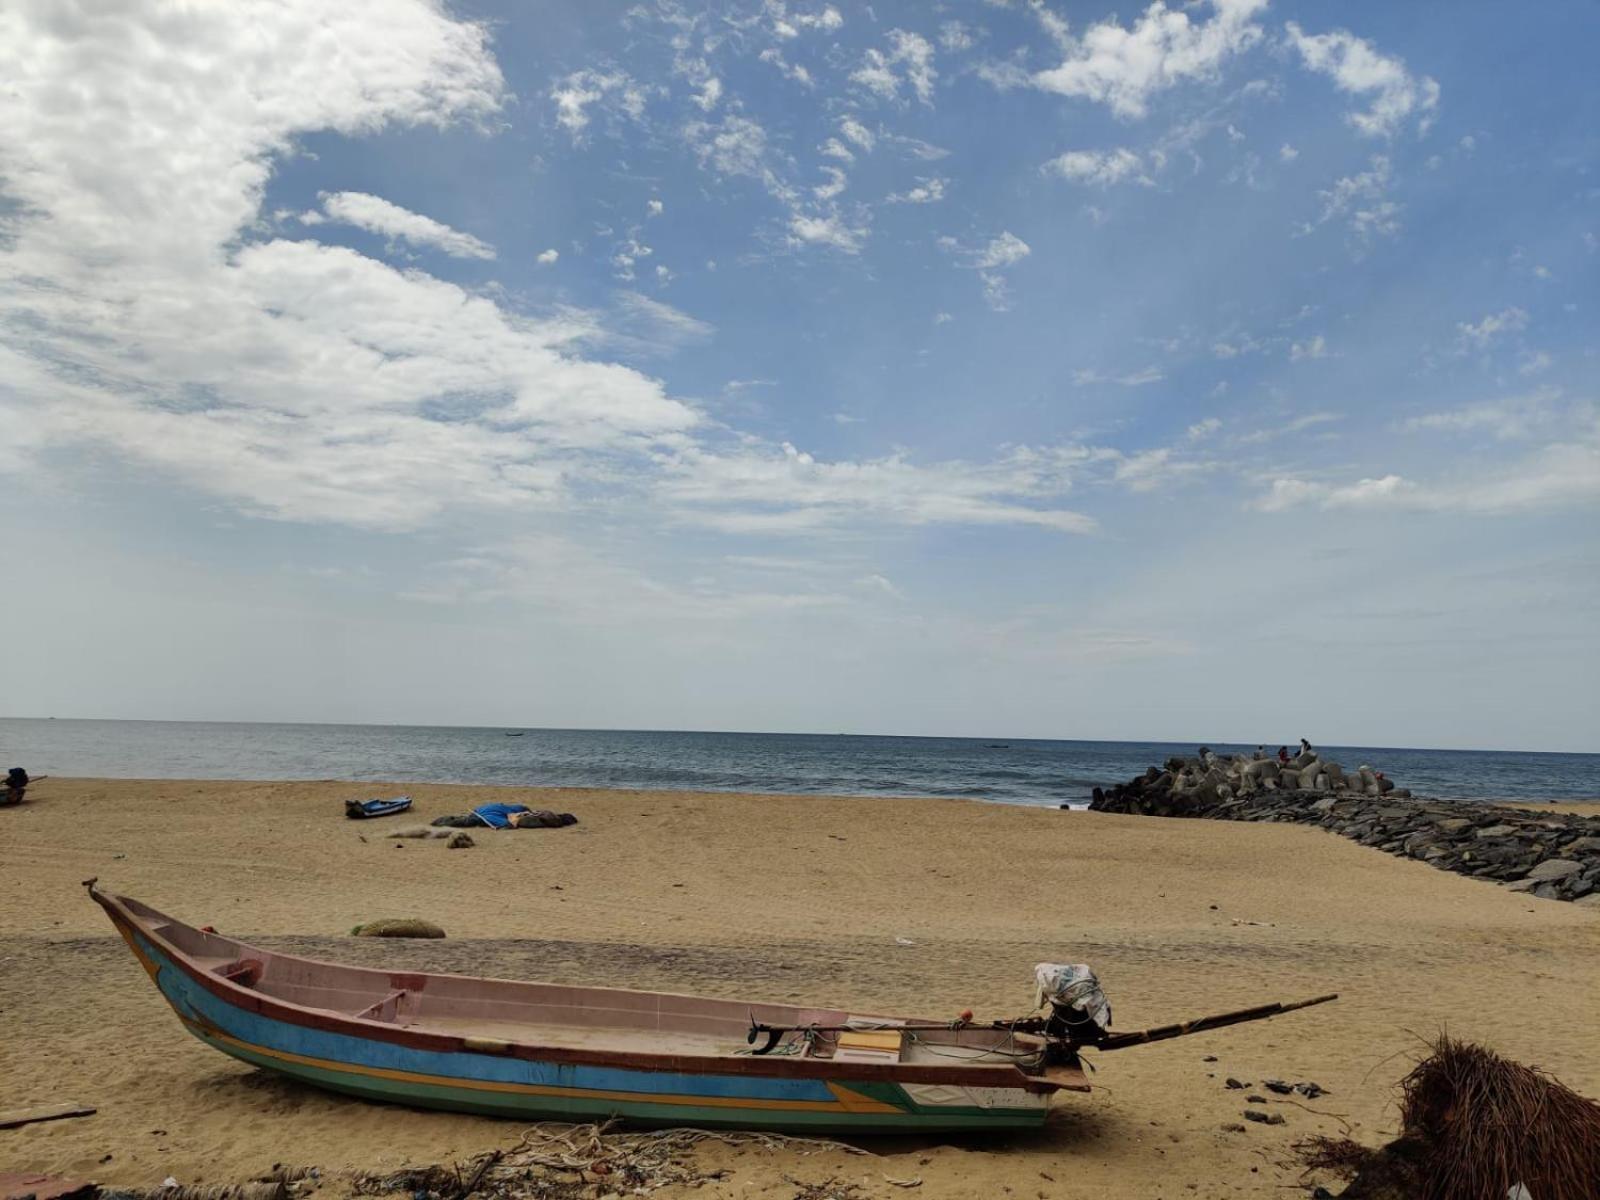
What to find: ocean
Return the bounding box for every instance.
[3,719,1595,807]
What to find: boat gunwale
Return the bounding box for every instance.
[93,888,1080,1093]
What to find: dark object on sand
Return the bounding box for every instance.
[344,796,413,820]
[431,804,577,830]
[0,1102,96,1130]
[1297,1035,1600,1200]
[3,768,44,806]
[0,1174,97,1200]
[446,831,474,849]
[350,918,446,938]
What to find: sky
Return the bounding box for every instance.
[0,0,1595,751]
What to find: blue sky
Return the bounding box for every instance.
[0,0,1595,749]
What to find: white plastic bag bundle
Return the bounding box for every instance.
[1033,962,1112,1031]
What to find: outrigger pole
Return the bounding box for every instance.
[746,993,1338,1056]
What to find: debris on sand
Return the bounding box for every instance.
[351,1121,870,1199]
[349,918,446,938]
[1296,1036,1600,1199]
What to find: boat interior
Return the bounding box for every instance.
[115,893,1046,1071]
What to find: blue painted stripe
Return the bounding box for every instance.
[137,932,855,1105]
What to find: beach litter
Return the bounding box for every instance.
[0,1102,96,1130]
[349,919,446,938]
[350,1120,871,1200]
[1294,1035,1600,1199]
[446,832,475,849]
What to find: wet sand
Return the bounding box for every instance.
[3,778,1597,1199]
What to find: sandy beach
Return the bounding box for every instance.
[4,779,1598,1199]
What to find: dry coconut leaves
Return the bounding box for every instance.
[1296,1035,1600,1200]
[351,1120,872,1199]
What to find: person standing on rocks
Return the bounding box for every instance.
[1300,738,1313,756]
[1277,746,1291,764]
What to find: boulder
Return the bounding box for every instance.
[1524,859,1583,884]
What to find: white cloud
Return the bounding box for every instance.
[684,114,771,181]
[892,135,951,161]
[788,213,865,254]
[317,190,495,259]
[1310,155,1400,239]
[1255,410,1600,516]
[659,443,1098,536]
[551,68,649,137]
[819,137,855,162]
[941,232,1030,310]
[887,177,947,204]
[783,5,844,34]
[1279,143,1298,162]
[940,21,977,52]
[694,76,723,111]
[1286,23,1440,138]
[1187,416,1222,440]
[1254,474,1412,513]
[852,30,938,105]
[1456,307,1529,351]
[1396,390,1558,441]
[1234,411,1342,445]
[1030,0,1269,118]
[757,48,815,87]
[812,166,848,201]
[0,0,710,532]
[934,311,954,324]
[647,199,664,217]
[839,116,876,152]
[1289,334,1327,361]
[1073,366,1165,387]
[406,533,850,622]
[973,231,1031,269]
[536,248,560,264]
[609,236,653,281]
[1043,148,1151,187]
[611,290,714,347]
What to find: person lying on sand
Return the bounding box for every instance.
[430,803,577,830]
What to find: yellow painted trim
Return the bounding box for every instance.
[116,922,162,984]
[176,1015,903,1114]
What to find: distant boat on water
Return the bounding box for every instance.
[504,731,525,736]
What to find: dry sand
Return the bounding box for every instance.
[3,779,1598,1199]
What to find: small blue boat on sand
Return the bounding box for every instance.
[344,796,412,820]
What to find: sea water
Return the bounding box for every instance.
[3,719,1595,807]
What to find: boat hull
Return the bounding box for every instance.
[108,907,1054,1133]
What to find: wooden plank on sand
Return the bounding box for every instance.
[0,1103,97,1129]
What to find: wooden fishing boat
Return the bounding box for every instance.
[88,884,1334,1133]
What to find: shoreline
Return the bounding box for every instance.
[4,778,1598,1199]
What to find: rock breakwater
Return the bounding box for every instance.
[1087,751,1600,905]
